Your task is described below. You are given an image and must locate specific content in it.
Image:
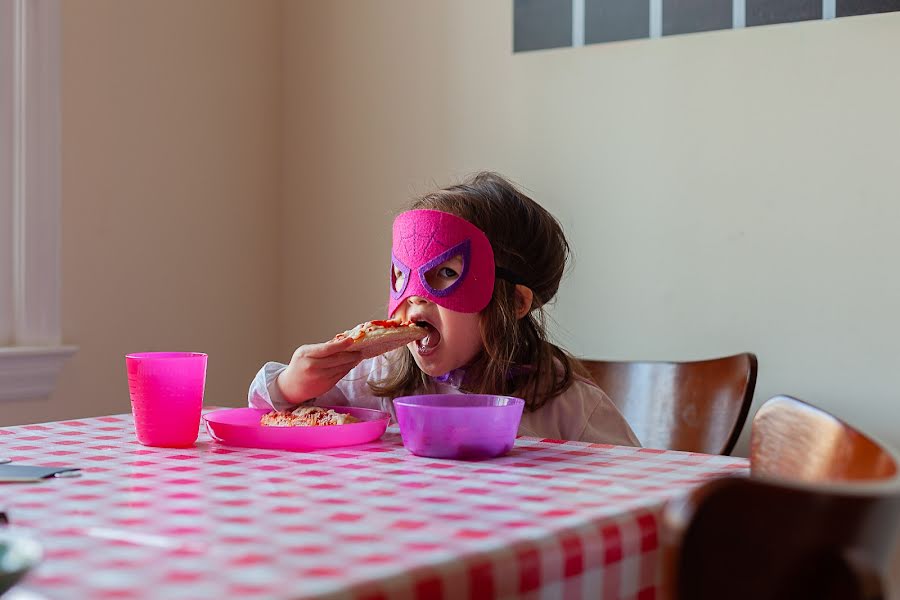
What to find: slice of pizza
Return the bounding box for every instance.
[332,318,428,359]
[260,406,360,427]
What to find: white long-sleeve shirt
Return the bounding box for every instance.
[248,352,640,446]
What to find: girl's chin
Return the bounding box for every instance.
[412,356,443,377]
[410,349,449,377]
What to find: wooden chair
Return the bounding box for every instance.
[580,353,757,454]
[661,396,900,600]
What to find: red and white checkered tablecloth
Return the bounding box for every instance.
[0,412,747,600]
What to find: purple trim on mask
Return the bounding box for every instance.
[390,253,411,299]
[417,240,471,298]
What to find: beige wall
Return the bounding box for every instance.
[280,3,900,586]
[281,2,900,458]
[0,0,896,590]
[0,0,283,425]
[2,0,894,455]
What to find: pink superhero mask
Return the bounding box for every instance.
[389,209,496,315]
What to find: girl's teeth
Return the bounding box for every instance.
[416,327,441,350]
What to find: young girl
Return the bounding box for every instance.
[249,172,640,446]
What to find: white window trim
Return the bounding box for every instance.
[0,346,75,402]
[1,0,76,403]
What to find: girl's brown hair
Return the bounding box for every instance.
[369,171,588,412]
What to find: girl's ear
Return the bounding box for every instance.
[514,285,534,319]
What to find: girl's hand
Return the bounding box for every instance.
[276,337,362,404]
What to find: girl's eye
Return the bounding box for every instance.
[392,266,405,292]
[391,265,406,293]
[424,256,464,290]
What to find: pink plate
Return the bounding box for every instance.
[203,407,390,451]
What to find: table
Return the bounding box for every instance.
[1,413,747,599]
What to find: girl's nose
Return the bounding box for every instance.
[407,295,428,305]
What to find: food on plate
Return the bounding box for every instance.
[332,318,428,359]
[260,406,360,427]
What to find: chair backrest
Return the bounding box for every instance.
[751,395,898,482]
[661,396,900,600]
[580,353,757,454]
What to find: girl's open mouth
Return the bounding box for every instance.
[414,321,441,355]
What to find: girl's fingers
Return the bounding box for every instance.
[320,364,359,382]
[302,336,356,359]
[307,351,362,370]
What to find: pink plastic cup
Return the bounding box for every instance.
[125,352,207,448]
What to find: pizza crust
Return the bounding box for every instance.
[333,319,428,359]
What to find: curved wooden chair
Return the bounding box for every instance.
[580,353,757,454]
[661,396,900,600]
[750,395,898,482]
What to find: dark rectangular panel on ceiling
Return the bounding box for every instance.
[512,0,900,51]
[585,0,651,44]
[836,0,900,17]
[746,0,823,26]
[662,0,733,36]
[514,0,573,52]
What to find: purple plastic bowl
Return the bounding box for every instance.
[393,394,525,460]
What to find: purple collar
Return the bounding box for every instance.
[432,364,532,388]
[432,368,467,387]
